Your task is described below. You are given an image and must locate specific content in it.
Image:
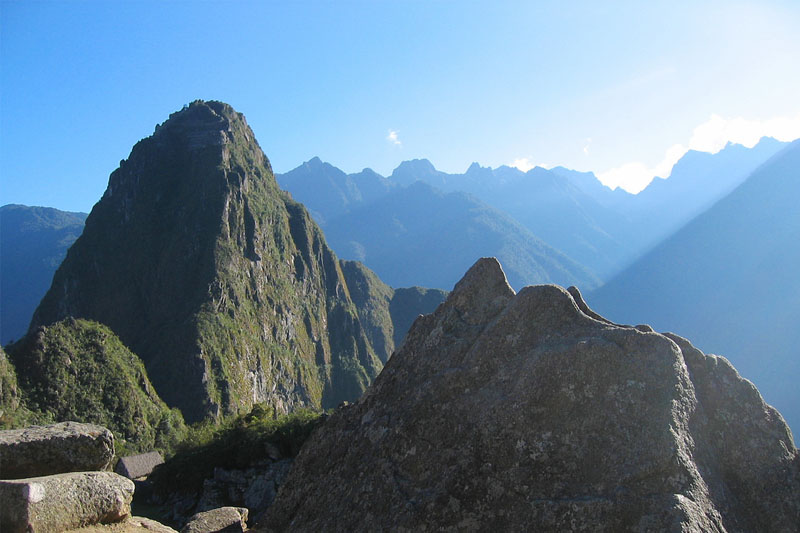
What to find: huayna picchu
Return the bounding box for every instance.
[29,100,436,423]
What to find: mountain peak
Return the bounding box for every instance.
[448,257,515,324]
[390,159,439,185]
[30,101,382,422]
[393,158,436,173]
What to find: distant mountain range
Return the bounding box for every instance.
[589,140,800,433]
[0,205,87,344]
[278,137,786,285]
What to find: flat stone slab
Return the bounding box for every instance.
[0,471,134,533]
[72,516,179,532]
[181,506,248,533]
[0,421,114,479]
[115,450,164,479]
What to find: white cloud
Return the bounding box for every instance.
[597,112,800,193]
[688,113,800,153]
[510,157,553,171]
[511,157,535,172]
[583,138,592,156]
[386,129,402,146]
[598,143,687,193]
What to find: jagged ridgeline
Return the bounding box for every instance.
[30,100,385,423]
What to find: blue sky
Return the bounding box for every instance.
[2,0,800,212]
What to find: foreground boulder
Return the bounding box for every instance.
[0,421,114,479]
[258,258,800,531]
[0,471,134,532]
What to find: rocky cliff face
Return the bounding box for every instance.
[259,258,799,532]
[30,101,382,422]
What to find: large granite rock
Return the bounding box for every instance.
[0,421,114,479]
[258,258,800,532]
[0,471,134,532]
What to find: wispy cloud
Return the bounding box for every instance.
[387,129,402,147]
[583,138,592,156]
[597,112,800,193]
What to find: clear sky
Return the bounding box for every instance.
[2,0,800,212]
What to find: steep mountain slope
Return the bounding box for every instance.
[5,318,186,452]
[339,260,447,362]
[589,140,800,434]
[630,137,787,245]
[260,259,799,531]
[323,181,600,291]
[0,346,22,426]
[30,100,383,422]
[0,205,86,344]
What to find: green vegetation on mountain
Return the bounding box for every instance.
[5,318,186,453]
[0,205,86,344]
[339,260,396,362]
[340,260,447,362]
[150,405,324,496]
[29,101,382,423]
[0,346,24,426]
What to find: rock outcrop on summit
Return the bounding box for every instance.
[259,258,799,532]
[29,101,384,422]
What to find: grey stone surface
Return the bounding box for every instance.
[0,471,134,532]
[0,421,115,479]
[72,516,179,532]
[115,451,164,479]
[157,458,292,528]
[258,257,800,532]
[181,506,248,533]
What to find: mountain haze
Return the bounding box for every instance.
[323,181,600,291]
[281,141,785,285]
[0,205,86,344]
[629,137,787,246]
[589,140,800,433]
[30,101,386,423]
